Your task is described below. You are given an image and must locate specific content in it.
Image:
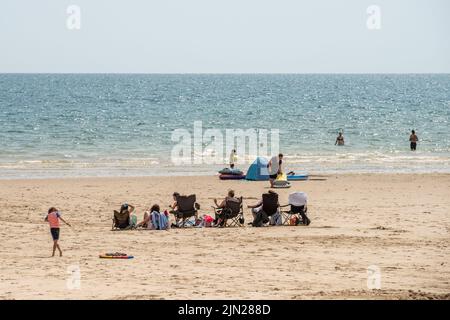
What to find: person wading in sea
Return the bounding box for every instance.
[335,132,345,146]
[409,130,418,151]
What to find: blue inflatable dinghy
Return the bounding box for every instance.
[287,174,309,181]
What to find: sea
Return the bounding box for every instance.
[0,74,449,179]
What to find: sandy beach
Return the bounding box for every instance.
[0,174,449,300]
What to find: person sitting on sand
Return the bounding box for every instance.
[213,189,240,227]
[119,203,135,216]
[247,190,279,226]
[121,203,136,227]
[409,130,418,151]
[44,207,71,257]
[169,192,180,212]
[138,204,169,230]
[214,189,239,209]
[169,192,199,226]
[247,190,277,219]
[335,132,344,146]
[137,206,151,229]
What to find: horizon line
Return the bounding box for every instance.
[1,72,450,75]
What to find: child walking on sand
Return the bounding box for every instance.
[45,207,71,257]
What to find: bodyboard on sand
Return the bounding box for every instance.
[287,174,309,181]
[273,173,291,188]
[99,253,134,259]
[272,183,291,188]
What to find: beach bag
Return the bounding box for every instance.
[195,215,214,228]
[151,211,169,230]
[203,215,214,227]
[130,214,138,228]
[194,218,203,226]
[289,216,299,226]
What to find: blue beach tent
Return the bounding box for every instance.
[245,157,270,181]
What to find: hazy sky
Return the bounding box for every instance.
[0,0,449,73]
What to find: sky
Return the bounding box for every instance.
[0,0,449,73]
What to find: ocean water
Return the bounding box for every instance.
[0,74,449,178]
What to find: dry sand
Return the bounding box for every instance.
[0,174,449,300]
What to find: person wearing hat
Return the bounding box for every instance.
[119,203,135,215]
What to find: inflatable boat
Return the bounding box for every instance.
[218,168,244,175]
[272,182,291,188]
[287,174,309,181]
[219,174,246,180]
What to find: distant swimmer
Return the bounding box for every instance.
[335,132,345,146]
[409,130,418,151]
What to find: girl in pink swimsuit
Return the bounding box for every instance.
[45,207,71,257]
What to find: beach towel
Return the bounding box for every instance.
[99,252,134,259]
[173,216,196,228]
[130,214,138,228]
[151,211,169,230]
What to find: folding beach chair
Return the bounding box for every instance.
[112,210,131,230]
[251,192,280,227]
[172,194,200,227]
[213,196,244,227]
[262,192,279,217]
[280,192,311,226]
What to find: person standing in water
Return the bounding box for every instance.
[409,130,418,151]
[335,132,345,146]
[268,153,283,187]
[229,149,237,169]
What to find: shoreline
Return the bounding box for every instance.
[1,171,449,182]
[2,169,450,181]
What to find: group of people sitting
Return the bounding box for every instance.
[112,189,311,230]
[113,196,175,231]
